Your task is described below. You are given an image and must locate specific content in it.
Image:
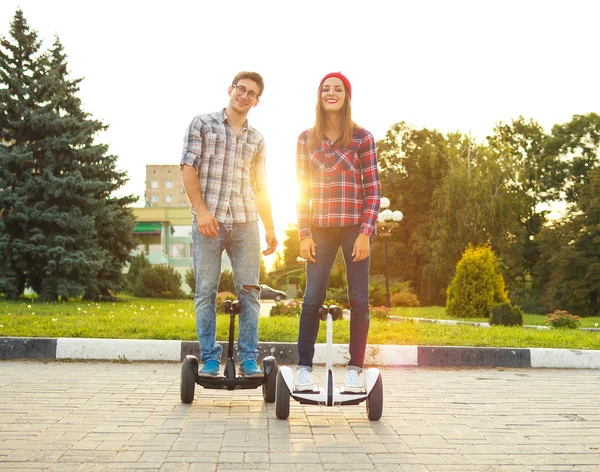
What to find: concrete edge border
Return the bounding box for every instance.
[2,337,600,368]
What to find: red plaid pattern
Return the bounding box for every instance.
[296,127,381,240]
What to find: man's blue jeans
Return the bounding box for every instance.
[191,214,260,365]
[298,225,371,369]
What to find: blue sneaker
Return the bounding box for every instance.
[240,359,263,378]
[199,360,220,377]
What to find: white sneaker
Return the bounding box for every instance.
[344,369,363,393]
[294,367,314,392]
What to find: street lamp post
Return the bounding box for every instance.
[376,197,403,308]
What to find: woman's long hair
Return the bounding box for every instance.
[308,81,356,150]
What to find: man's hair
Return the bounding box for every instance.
[232,71,264,97]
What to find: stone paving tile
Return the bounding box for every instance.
[0,361,600,471]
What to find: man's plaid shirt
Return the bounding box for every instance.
[180,109,267,223]
[296,127,381,240]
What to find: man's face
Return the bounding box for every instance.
[320,77,346,113]
[228,78,261,114]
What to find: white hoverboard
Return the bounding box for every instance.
[275,305,383,420]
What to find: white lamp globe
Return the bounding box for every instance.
[380,197,390,209]
[381,209,393,221]
[392,210,403,222]
[377,213,386,223]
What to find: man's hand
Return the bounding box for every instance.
[352,233,370,262]
[263,229,278,256]
[196,209,219,237]
[300,237,316,263]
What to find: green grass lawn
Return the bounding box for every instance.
[393,306,600,328]
[0,296,598,350]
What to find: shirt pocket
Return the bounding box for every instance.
[203,133,223,160]
[333,148,359,172]
[240,142,256,168]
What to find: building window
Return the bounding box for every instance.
[189,243,194,257]
[170,243,186,259]
[170,226,192,237]
[165,195,173,203]
[151,181,159,189]
[165,180,173,188]
[180,186,185,194]
[151,195,158,203]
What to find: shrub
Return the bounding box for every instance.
[133,265,185,299]
[218,270,236,294]
[545,310,581,329]
[370,305,390,320]
[270,299,302,317]
[489,303,524,326]
[216,291,237,313]
[185,267,196,295]
[126,254,152,292]
[325,287,349,307]
[446,244,509,318]
[391,292,420,307]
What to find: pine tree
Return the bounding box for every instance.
[0,10,46,298]
[0,10,136,301]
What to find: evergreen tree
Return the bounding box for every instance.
[0,10,136,300]
[0,10,46,298]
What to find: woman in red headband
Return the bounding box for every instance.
[295,72,382,392]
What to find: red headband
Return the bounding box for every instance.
[319,72,352,100]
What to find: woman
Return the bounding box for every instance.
[295,72,381,392]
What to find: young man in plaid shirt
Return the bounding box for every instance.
[180,72,277,378]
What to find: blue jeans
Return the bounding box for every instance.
[192,213,261,365]
[298,225,371,369]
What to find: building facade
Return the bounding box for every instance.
[145,165,188,207]
[133,166,232,294]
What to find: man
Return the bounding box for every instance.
[180,71,277,378]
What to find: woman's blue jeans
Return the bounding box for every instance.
[298,225,371,369]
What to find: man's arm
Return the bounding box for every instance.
[251,139,277,256]
[180,165,219,237]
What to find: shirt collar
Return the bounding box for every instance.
[221,108,250,131]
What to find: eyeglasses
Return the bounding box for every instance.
[232,84,259,101]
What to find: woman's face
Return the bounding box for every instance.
[320,77,346,113]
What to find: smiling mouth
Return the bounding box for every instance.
[325,99,337,104]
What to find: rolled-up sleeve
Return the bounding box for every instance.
[358,132,381,236]
[296,132,312,240]
[251,138,267,194]
[180,116,203,170]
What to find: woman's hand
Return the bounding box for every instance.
[300,237,316,263]
[352,233,370,262]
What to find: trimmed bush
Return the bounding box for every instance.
[391,292,420,307]
[185,267,195,295]
[216,291,237,313]
[133,265,185,299]
[545,310,581,329]
[446,244,509,318]
[489,303,524,326]
[270,299,302,317]
[218,270,236,294]
[370,305,390,320]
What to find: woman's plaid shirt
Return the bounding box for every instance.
[180,109,267,223]
[296,127,381,240]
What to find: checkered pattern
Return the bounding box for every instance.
[296,127,381,240]
[180,109,267,223]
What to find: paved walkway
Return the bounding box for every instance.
[0,361,599,471]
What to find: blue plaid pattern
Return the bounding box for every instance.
[180,109,267,223]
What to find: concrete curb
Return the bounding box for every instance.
[2,337,600,369]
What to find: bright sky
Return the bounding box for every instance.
[2,0,599,264]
